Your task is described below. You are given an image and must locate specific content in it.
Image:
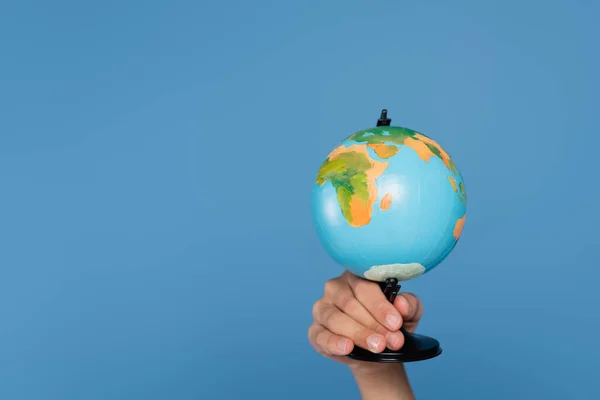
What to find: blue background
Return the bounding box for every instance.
[0,0,598,399]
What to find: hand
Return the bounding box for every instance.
[308,271,424,372]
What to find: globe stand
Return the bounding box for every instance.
[347,278,442,363]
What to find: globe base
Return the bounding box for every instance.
[346,278,442,363]
[347,328,442,363]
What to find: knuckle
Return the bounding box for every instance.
[337,293,358,313]
[368,299,394,323]
[321,304,338,325]
[308,327,324,353]
[355,327,375,343]
[373,299,390,314]
[315,330,332,354]
[323,279,336,296]
[315,329,328,346]
[369,321,389,335]
[307,324,316,344]
[327,334,341,352]
[312,300,322,320]
[349,277,365,292]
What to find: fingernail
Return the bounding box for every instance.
[386,314,400,330]
[367,335,382,351]
[337,339,349,353]
[387,333,402,349]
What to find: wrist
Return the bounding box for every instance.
[350,364,415,400]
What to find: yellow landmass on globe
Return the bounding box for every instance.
[380,193,392,210]
[453,215,466,239]
[448,176,458,192]
[367,144,399,158]
[403,137,436,162]
[414,133,456,174]
[403,137,464,203]
[318,144,388,227]
[317,127,467,228]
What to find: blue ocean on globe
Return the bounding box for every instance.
[311,126,467,282]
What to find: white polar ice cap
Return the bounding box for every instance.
[363,263,426,282]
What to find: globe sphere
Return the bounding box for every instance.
[311,125,467,282]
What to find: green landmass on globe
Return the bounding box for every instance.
[316,126,466,230]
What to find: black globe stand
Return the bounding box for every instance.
[347,278,442,363]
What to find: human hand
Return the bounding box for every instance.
[308,270,424,373]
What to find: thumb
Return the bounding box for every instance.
[393,293,423,331]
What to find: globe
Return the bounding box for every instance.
[311,122,467,282]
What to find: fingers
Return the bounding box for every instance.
[325,278,403,350]
[394,292,423,332]
[308,323,353,356]
[346,273,403,332]
[324,279,387,335]
[312,299,388,353]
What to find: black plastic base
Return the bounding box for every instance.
[347,328,442,363]
[346,277,442,363]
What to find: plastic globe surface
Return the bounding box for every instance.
[311,125,467,282]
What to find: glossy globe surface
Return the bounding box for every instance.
[311,125,467,282]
